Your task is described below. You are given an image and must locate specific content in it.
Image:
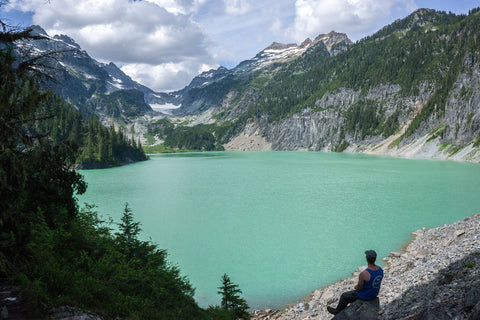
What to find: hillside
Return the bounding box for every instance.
[3,26,149,168]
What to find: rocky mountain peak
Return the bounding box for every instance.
[186,66,230,88]
[300,38,313,48]
[313,31,352,55]
[199,66,228,76]
[12,25,158,117]
[53,34,81,49]
[265,42,299,51]
[28,25,49,37]
[314,31,352,47]
[409,8,440,26]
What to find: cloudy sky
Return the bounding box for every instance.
[1,0,479,92]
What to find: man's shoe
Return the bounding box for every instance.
[327,306,337,315]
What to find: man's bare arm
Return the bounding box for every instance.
[354,270,368,291]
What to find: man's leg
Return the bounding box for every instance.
[327,290,358,314]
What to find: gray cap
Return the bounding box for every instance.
[365,250,377,260]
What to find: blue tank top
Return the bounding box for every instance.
[356,267,383,300]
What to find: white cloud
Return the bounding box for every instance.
[144,0,192,14]
[223,0,252,15]
[270,17,284,34]
[145,0,207,15]
[121,61,218,92]
[8,0,215,91]
[288,0,417,41]
[121,62,192,92]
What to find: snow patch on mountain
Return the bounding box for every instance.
[150,103,181,115]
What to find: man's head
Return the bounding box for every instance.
[365,250,377,264]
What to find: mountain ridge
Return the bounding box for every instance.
[18,25,354,118]
[15,8,480,162]
[164,30,352,116]
[19,25,159,118]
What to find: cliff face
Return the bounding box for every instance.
[260,83,431,152]
[254,54,480,160]
[444,53,480,146]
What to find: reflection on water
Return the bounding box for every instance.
[152,151,234,159]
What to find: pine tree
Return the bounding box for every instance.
[118,202,141,244]
[217,273,250,319]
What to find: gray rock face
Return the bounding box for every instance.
[261,83,432,151]
[264,107,345,151]
[443,53,480,146]
[333,298,379,320]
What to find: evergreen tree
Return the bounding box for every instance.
[217,274,250,319]
[118,202,141,244]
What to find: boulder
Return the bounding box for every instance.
[332,298,379,320]
[455,229,465,237]
[411,227,425,236]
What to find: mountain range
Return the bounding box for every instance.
[18,7,480,161]
[20,25,352,117]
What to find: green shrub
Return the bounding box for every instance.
[388,135,404,149]
[334,141,350,152]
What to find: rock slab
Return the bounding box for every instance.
[332,298,379,320]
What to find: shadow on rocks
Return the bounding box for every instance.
[380,252,480,320]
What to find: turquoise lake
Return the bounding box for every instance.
[79,151,480,309]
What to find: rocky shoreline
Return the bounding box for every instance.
[252,213,480,320]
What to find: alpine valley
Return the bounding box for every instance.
[21,8,480,161]
[4,6,480,320]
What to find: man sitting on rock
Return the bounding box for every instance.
[327,250,383,315]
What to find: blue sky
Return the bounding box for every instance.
[1,0,479,92]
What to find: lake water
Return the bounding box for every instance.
[78,151,480,309]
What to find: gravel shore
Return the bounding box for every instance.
[252,213,480,319]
